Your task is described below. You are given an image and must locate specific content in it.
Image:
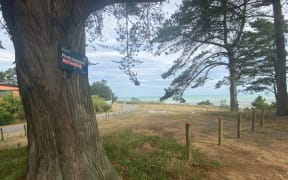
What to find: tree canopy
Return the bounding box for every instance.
[153,0,250,110]
[237,19,288,97]
[0,67,17,85]
[153,0,288,113]
[90,80,117,102]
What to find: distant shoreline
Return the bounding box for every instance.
[118,94,275,108]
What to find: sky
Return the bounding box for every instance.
[0,0,235,99]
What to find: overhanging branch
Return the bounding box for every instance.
[84,0,165,16]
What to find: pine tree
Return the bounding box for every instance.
[154,0,250,111]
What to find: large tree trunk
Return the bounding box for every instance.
[1,1,120,179]
[228,51,238,111]
[272,0,288,115]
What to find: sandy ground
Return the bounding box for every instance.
[1,104,288,179]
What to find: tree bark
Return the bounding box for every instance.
[0,1,122,179]
[228,51,238,111]
[272,0,288,115]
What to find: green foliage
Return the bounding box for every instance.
[0,68,17,86]
[86,4,163,85]
[251,96,270,110]
[90,80,117,102]
[0,111,14,126]
[0,147,27,180]
[236,19,287,96]
[91,95,111,113]
[130,97,141,104]
[0,92,24,125]
[197,100,213,106]
[153,0,250,103]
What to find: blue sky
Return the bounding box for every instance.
[0,1,231,98]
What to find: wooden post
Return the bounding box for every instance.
[218,117,223,147]
[24,124,27,136]
[269,107,272,113]
[252,110,256,132]
[237,112,241,138]
[106,112,108,120]
[260,109,264,128]
[185,123,192,161]
[1,128,4,141]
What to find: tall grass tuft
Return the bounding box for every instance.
[103,131,220,179]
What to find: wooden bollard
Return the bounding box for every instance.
[252,110,255,132]
[185,123,192,161]
[269,107,272,113]
[218,117,223,147]
[260,109,264,128]
[237,113,241,138]
[1,128,4,141]
[24,124,27,136]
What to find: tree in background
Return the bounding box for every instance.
[253,0,288,115]
[130,97,141,104]
[90,80,117,102]
[271,0,288,115]
[237,19,278,97]
[0,0,163,179]
[0,67,17,85]
[251,96,270,110]
[236,0,288,115]
[154,0,251,111]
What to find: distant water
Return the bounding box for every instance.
[118,93,275,108]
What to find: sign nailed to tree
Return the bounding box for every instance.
[58,46,88,74]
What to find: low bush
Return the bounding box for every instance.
[91,95,111,113]
[0,92,24,125]
[197,100,213,106]
[251,96,270,110]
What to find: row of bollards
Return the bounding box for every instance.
[247,109,265,133]
[104,111,129,120]
[185,109,266,160]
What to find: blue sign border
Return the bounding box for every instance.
[58,46,88,74]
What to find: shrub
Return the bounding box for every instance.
[197,100,213,106]
[0,109,14,125]
[0,92,24,125]
[91,95,111,113]
[251,96,269,110]
[130,97,141,104]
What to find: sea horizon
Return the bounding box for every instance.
[118,93,275,108]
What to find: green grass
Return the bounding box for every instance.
[103,131,220,179]
[0,131,220,179]
[0,147,27,180]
